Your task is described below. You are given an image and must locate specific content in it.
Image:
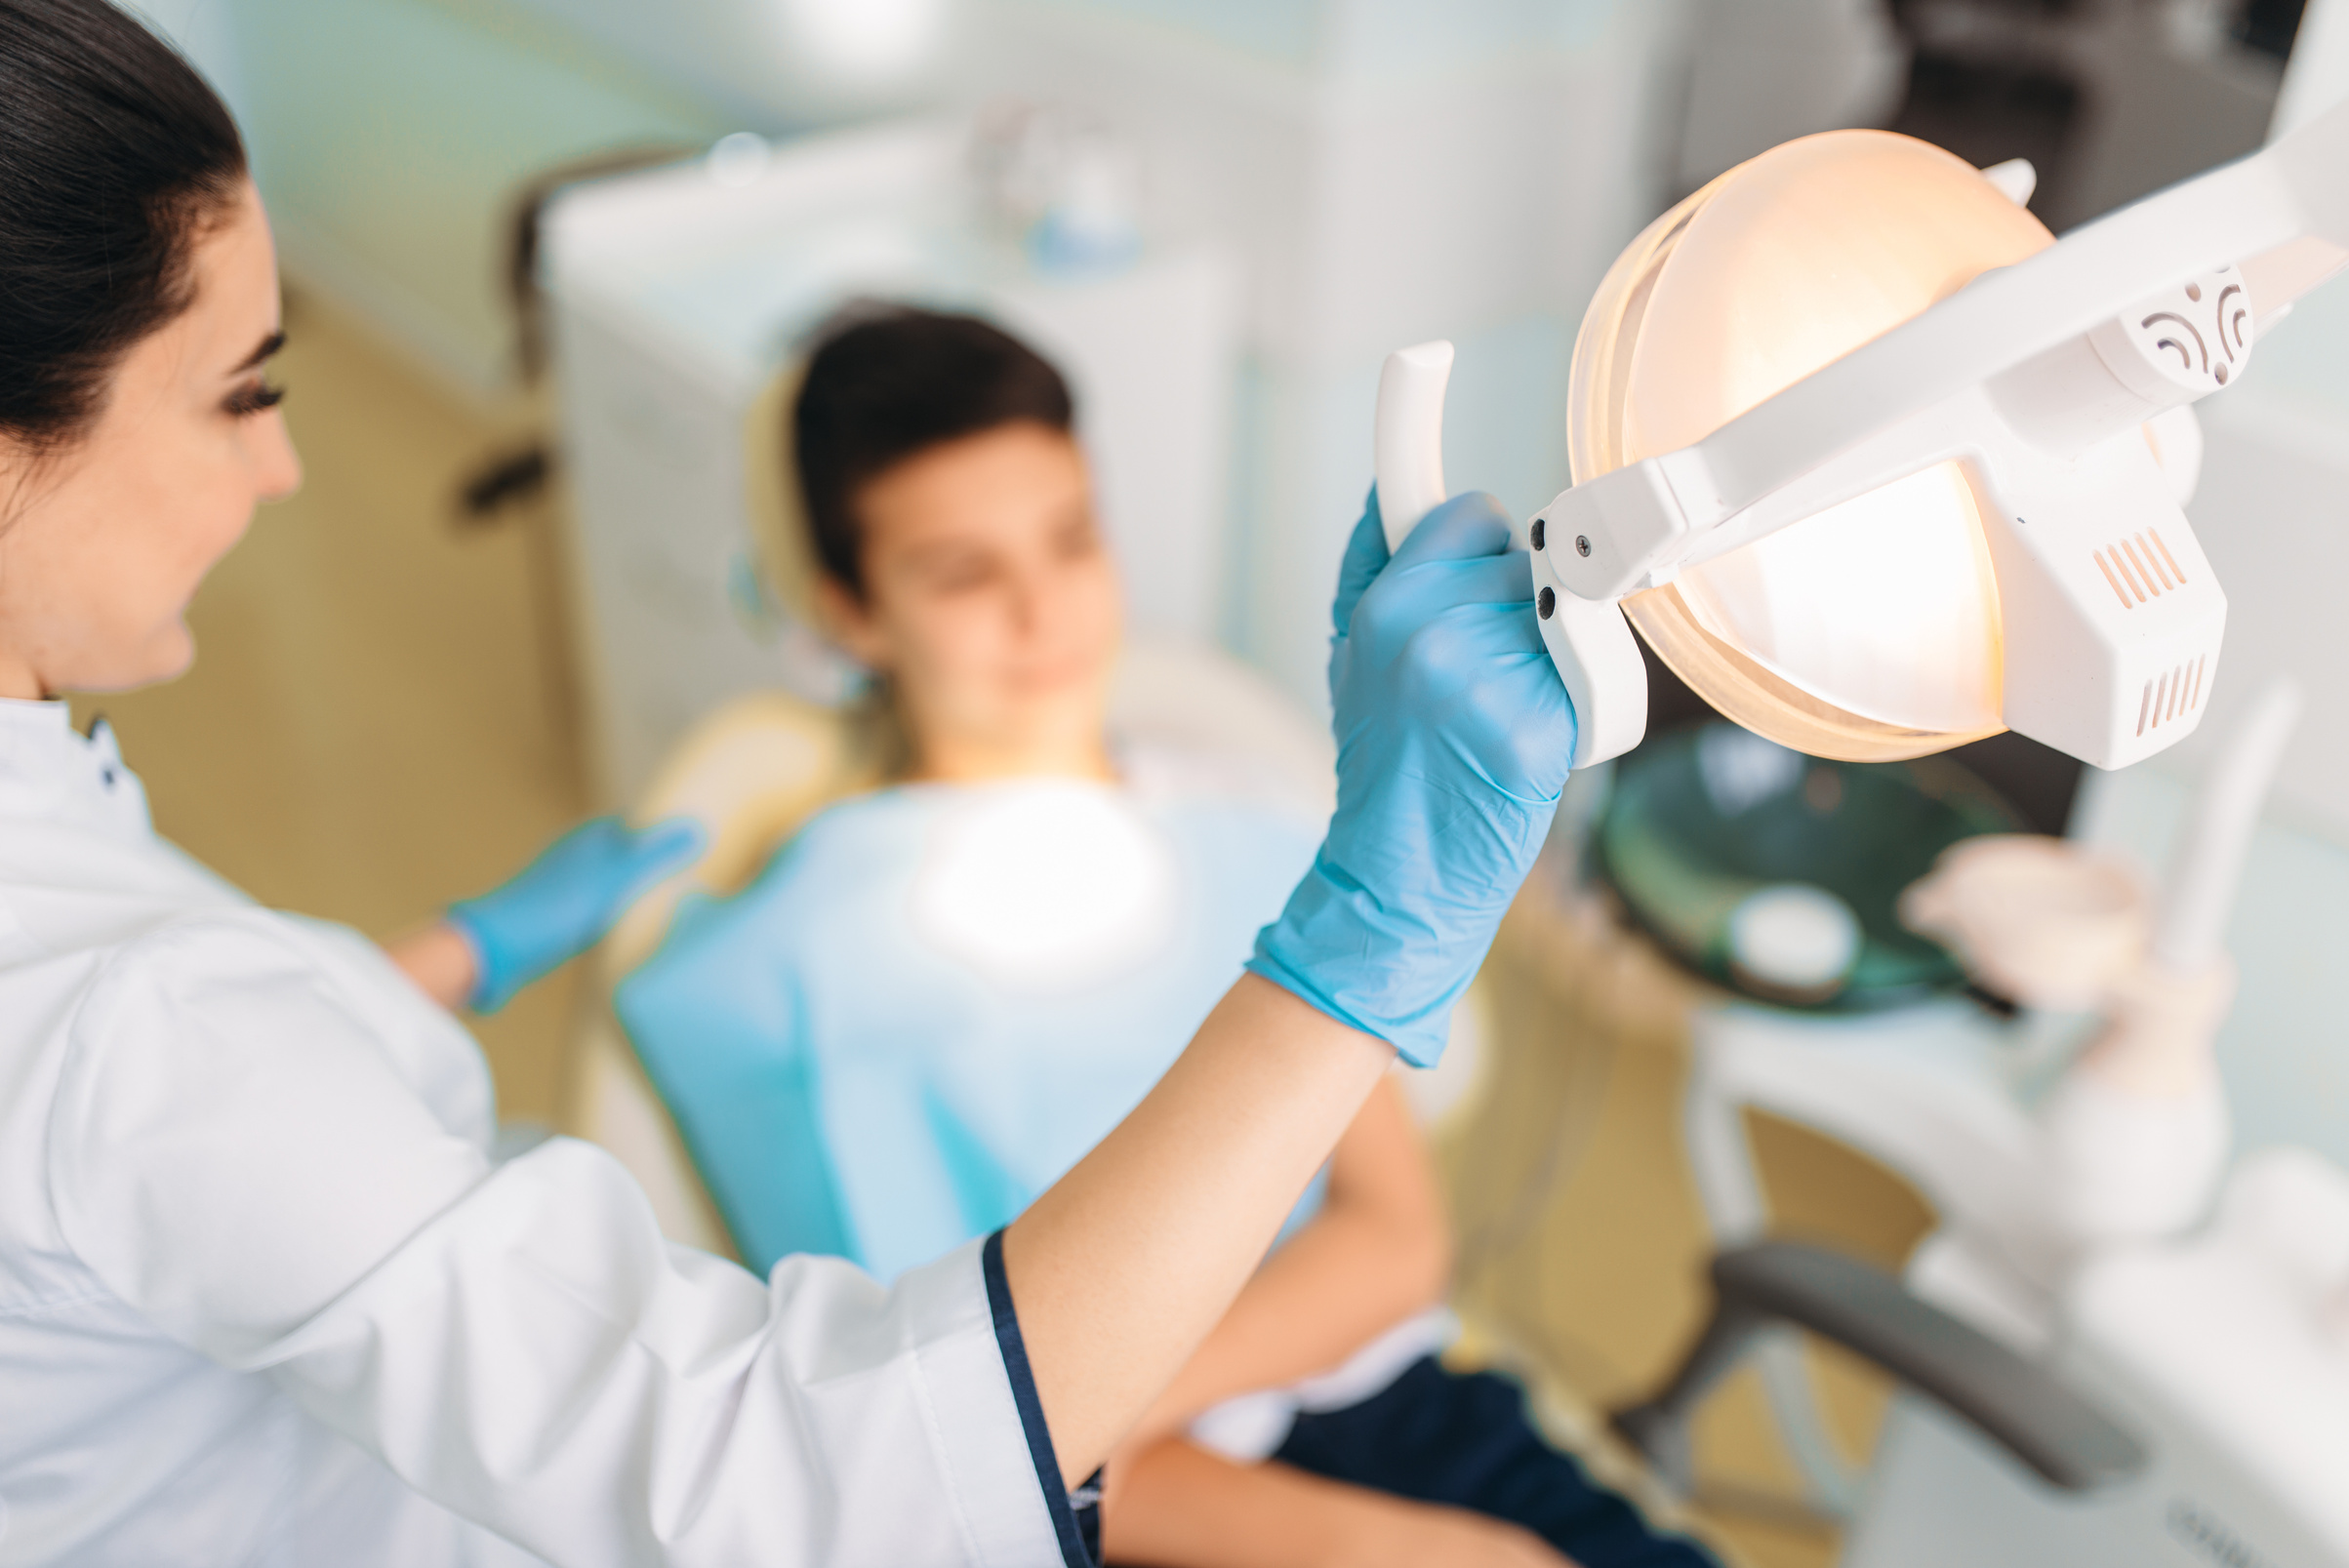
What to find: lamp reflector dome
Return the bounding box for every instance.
[1569,130,2054,760]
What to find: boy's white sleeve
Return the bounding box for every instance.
[46,912,1095,1567]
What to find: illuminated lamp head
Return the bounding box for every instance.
[1390,104,2349,775]
[1570,131,2060,761]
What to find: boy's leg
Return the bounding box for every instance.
[1274,1357,1721,1568]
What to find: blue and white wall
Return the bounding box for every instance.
[135,0,740,399]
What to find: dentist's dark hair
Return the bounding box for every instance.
[794,304,1075,599]
[0,0,248,455]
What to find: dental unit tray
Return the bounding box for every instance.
[1597,725,2026,1011]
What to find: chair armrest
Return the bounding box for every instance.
[1611,1241,2146,1496]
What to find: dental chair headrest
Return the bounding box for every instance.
[743,360,828,629]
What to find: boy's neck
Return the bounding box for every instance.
[907,733,1117,786]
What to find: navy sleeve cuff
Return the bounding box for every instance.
[982,1228,1102,1568]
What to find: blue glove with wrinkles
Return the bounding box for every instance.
[1247,488,1577,1065]
[448,815,707,1013]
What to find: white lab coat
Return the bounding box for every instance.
[0,700,1086,1567]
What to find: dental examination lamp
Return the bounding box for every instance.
[1376,101,2349,771]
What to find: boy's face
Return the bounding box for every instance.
[821,422,1121,778]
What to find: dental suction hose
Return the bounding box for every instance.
[2152,676,2302,973]
[2044,678,2300,1247]
[1373,343,1650,768]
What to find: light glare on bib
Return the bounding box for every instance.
[911,782,1176,988]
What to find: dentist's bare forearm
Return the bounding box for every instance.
[1122,1078,1451,1450]
[1002,973,1394,1484]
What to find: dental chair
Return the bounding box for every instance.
[1618,1146,2349,1568]
[1613,1236,2147,1502]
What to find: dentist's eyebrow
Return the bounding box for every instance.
[229,329,287,376]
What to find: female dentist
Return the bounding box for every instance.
[0,3,1577,1565]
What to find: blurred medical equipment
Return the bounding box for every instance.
[538,117,1237,805]
[1831,1145,2349,1566]
[968,101,1143,274]
[1607,1149,2349,1555]
[1903,684,2295,1311]
[1596,725,2027,1010]
[1608,677,2349,1568]
[1374,100,2349,773]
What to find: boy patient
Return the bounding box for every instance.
[617,308,1713,1568]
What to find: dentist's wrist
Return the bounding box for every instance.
[441,904,514,1013]
[1245,872,1465,1070]
[383,919,486,1014]
[1251,791,1557,1068]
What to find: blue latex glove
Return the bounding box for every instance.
[447,815,707,1013]
[1246,488,1577,1065]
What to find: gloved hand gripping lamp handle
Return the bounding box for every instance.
[1374,342,1649,769]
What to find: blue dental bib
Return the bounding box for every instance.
[616,769,1320,1280]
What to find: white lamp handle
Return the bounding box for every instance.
[1374,342,1454,548]
[1372,342,1649,769]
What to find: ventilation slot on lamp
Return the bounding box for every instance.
[2138,655,2208,737]
[2094,529,2188,610]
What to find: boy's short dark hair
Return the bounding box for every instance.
[793,305,1075,599]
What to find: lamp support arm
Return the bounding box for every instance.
[1543,96,2349,603]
